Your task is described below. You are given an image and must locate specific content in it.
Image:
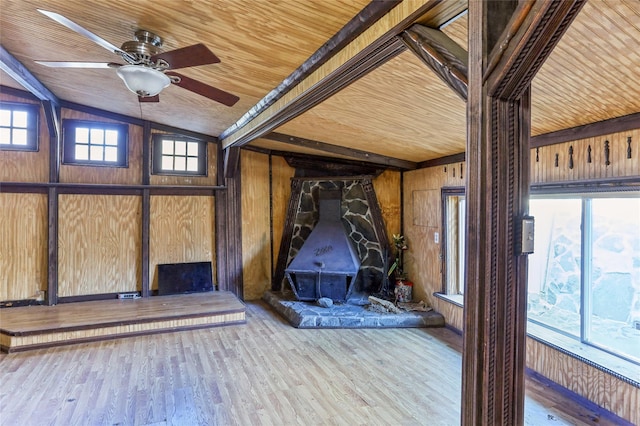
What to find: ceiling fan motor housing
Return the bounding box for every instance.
[120,30,168,69]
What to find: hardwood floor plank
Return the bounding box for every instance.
[0,301,628,425]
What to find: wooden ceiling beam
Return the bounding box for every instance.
[0,45,59,105]
[220,0,449,150]
[263,132,417,171]
[219,0,401,143]
[401,24,468,101]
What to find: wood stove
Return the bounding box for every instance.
[285,190,361,302]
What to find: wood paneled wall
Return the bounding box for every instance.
[241,150,272,300]
[59,109,143,185]
[404,128,639,424]
[0,93,49,183]
[149,195,215,291]
[269,156,295,284]
[403,162,463,305]
[58,194,141,297]
[532,128,640,183]
[372,170,401,246]
[0,193,48,301]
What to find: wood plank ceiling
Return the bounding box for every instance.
[1,0,639,165]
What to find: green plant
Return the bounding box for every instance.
[387,234,408,280]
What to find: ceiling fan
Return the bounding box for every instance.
[34,9,239,106]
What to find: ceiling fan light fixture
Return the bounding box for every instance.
[116,65,171,97]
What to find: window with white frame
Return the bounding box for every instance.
[62,119,128,166]
[441,186,640,366]
[152,134,207,176]
[0,102,39,151]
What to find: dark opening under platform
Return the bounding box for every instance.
[263,290,445,329]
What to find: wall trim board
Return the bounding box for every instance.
[0,182,225,195]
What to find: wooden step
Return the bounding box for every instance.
[0,291,245,352]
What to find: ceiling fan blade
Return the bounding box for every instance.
[152,44,220,70]
[35,61,121,68]
[38,9,126,55]
[138,95,160,103]
[166,72,239,107]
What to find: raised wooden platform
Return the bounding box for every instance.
[0,291,245,353]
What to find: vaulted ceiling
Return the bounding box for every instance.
[1,0,639,166]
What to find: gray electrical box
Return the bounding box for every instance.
[521,216,535,254]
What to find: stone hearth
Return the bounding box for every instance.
[263,291,445,329]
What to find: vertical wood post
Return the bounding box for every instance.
[463,1,585,424]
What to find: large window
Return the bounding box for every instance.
[152,134,207,176]
[0,102,39,151]
[442,188,640,365]
[528,193,640,363]
[62,120,128,166]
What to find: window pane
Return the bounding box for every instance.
[13,111,28,128]
[162,140,174,155]
[187,142,198,156]
[175,141,186,156]
[90,145,104,161]
[104,146,118,162]
[186,157,199,172]
[90,128,104,144]
[76,128,89,143]
[588,197,640,361]
[0,109,11,126]
[12,129,28,145]
[174,156,186,171]
[528,198,582,337]
[105,130,119,146]
[0,128,11,144]
[162,155,174,170]
[75,144,89,160]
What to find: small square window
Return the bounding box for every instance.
[152,133,207,176]
[0,102,39,151]
[62,119,128,167]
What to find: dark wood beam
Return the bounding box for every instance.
[485,0,587,100]
[281,151,385,178]
[263,132,417,170]
[418,152,465,168]
[224,147,241,179]
[219,0,402,142]
[401,24,468,101]
[221,1,452,149]
[531,112,640,148]
[0,45,59,105]
[463,1,586,425]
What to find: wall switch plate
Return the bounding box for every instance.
[434,232,439,244]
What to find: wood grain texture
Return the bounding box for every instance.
[404,165,461,307]
[372,170,401,247]
[270,156,295,276]
[240,150,271,300]
[0,193,48,301]
[149,195,214,291]
[0,301,628,426]
[0,92,50,183]
[58,194,141,297]
[59,108,142,185]
[526,338,639,425]
[531,128,640,183]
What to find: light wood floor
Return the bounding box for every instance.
[0,301,624,425]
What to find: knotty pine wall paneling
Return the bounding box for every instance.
[0,93,50,183]
[0,193,48,301]
[58,194,142,297]
[241,150,272,300]
[59,109,142,185]
[149,195,215,291]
